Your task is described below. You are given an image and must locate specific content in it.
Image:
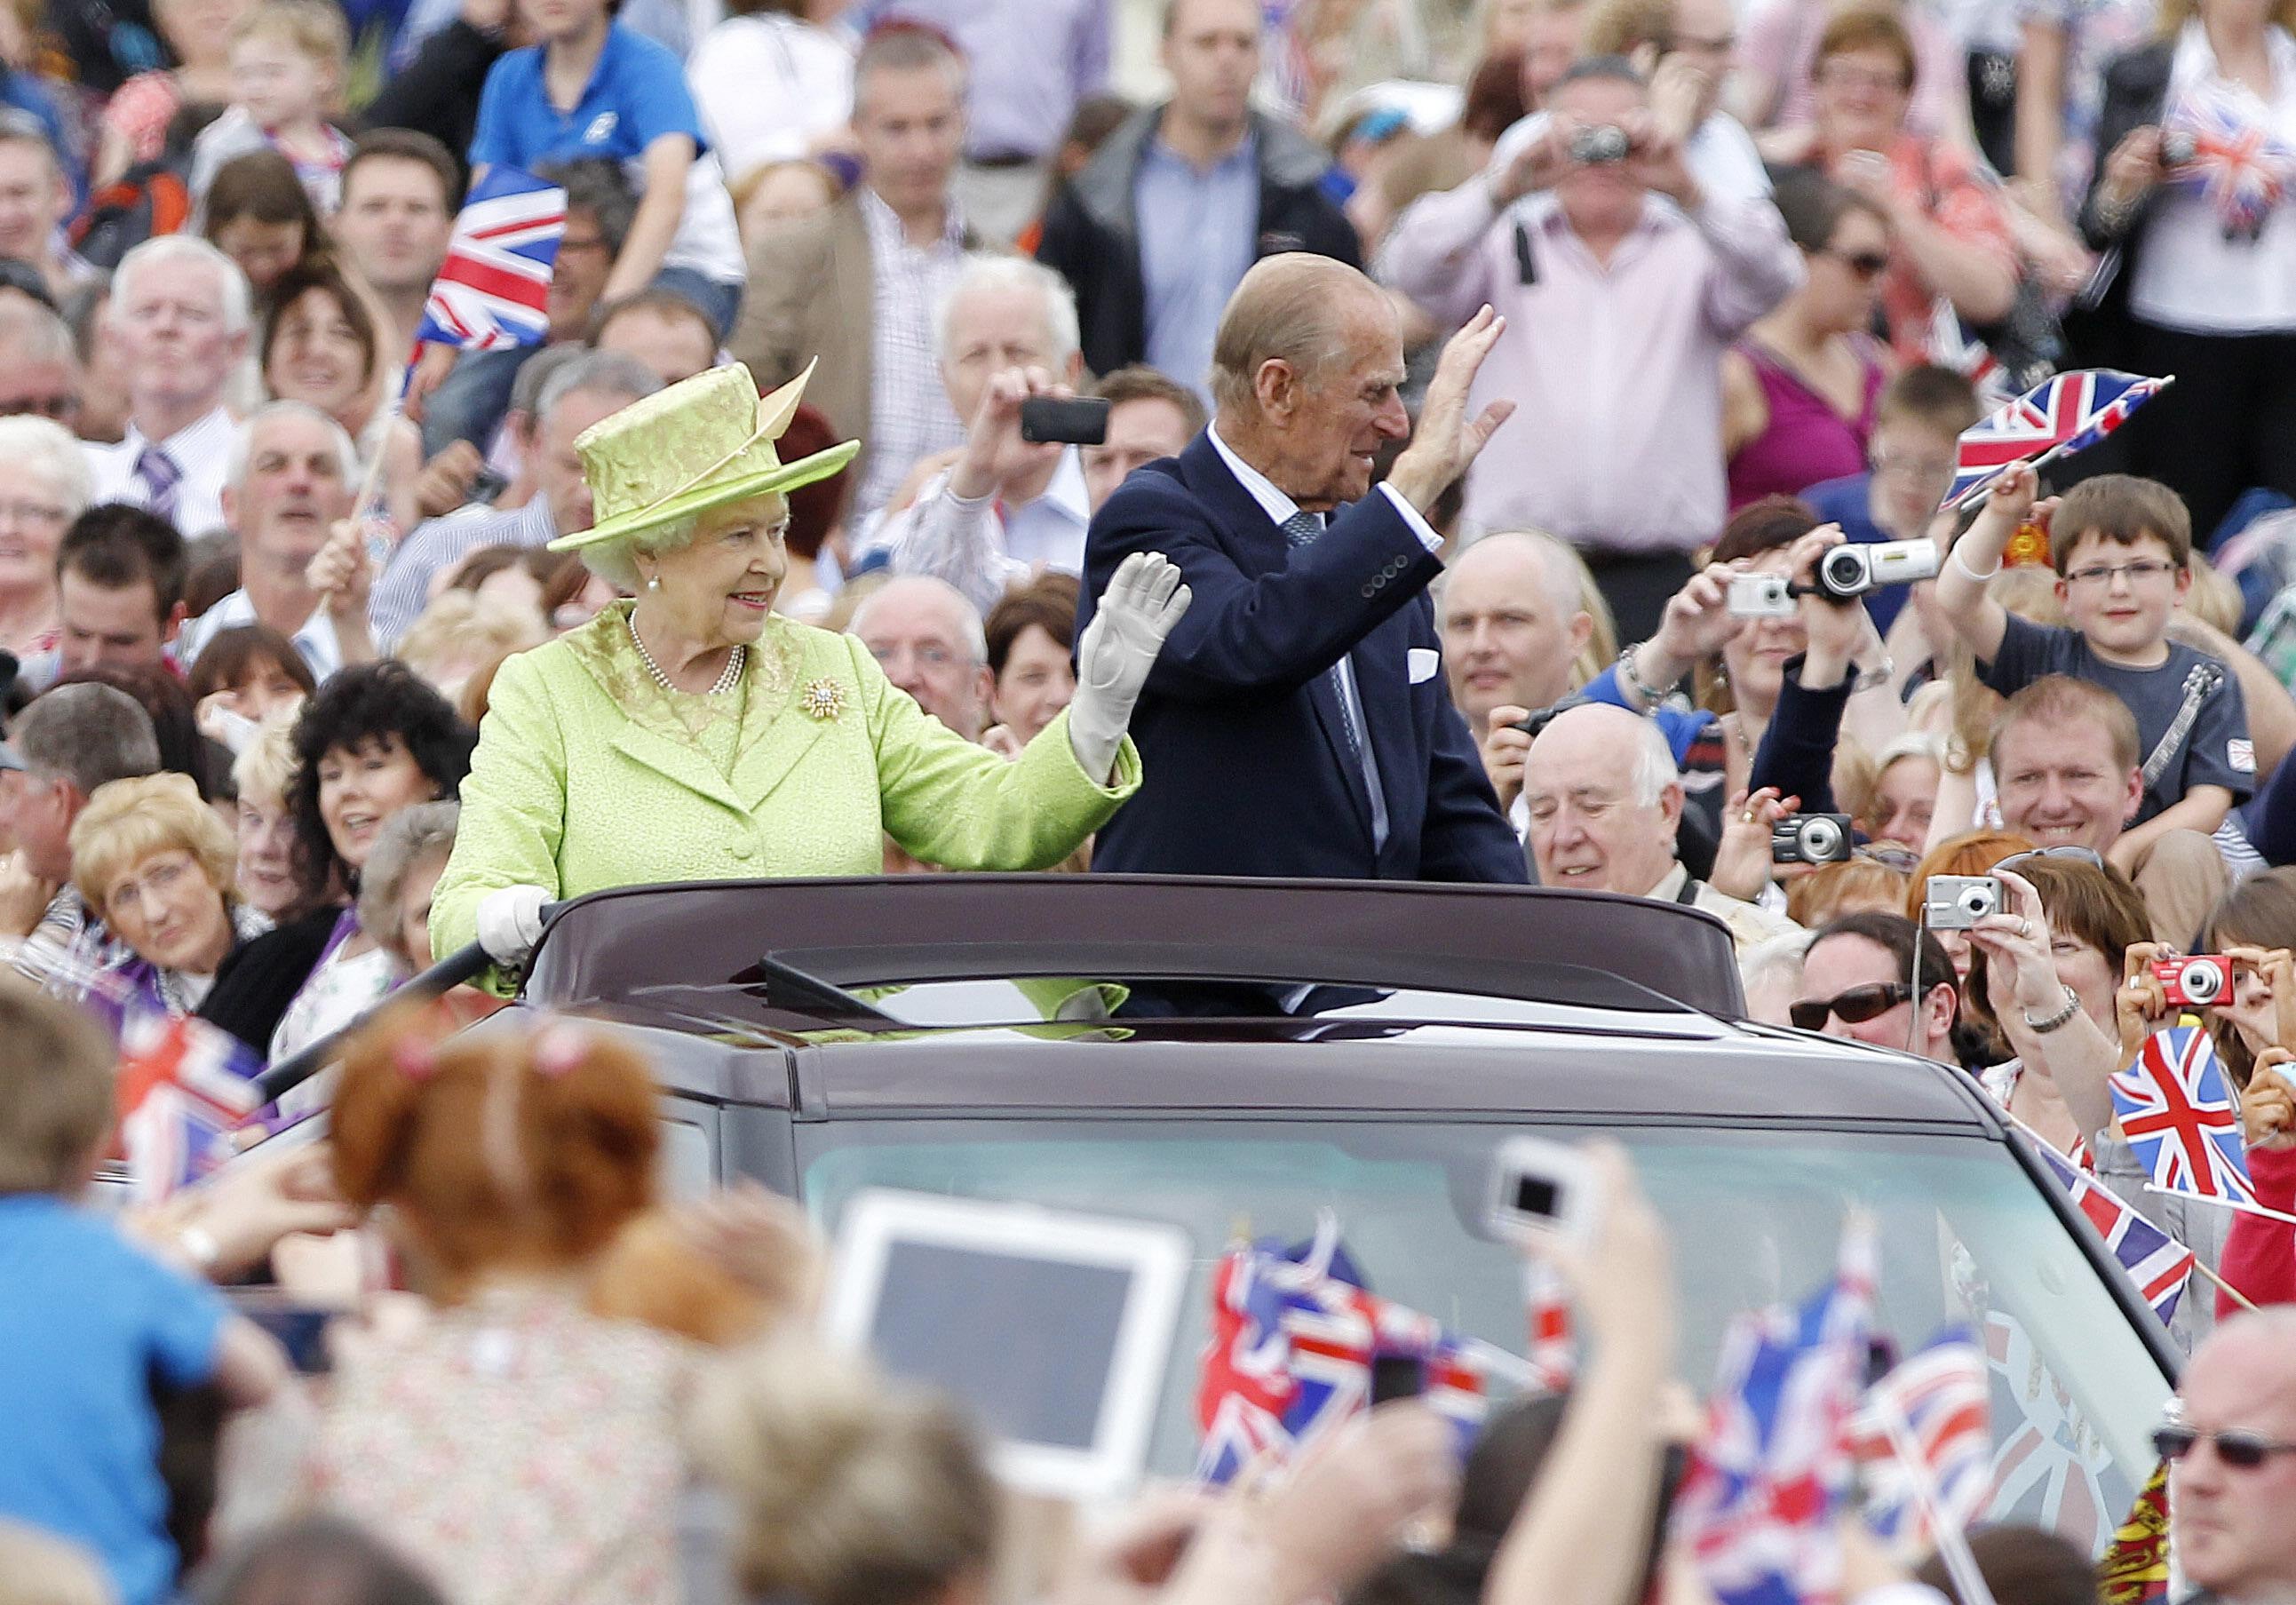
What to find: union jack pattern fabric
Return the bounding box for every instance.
[2028,1134,2196,1323]
[1193,1214,1541,1483]
[413,167,566,354]
[1983,1310,2113,1553]
[116,1013,263,1203]
[1671,1218,1876,1605]
[1850,1329,1991,1555]
[2164,83,2296,239]
[2109,1025,2255,1207]
[1944,369,2169,508]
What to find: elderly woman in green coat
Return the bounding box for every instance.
[430,361,1190,971]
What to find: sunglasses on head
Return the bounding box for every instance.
[1791,981,1911,1032]
[2154,1423,2296,1469]
[1995,846,2108,875]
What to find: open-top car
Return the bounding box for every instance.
[489,876,2173,1550]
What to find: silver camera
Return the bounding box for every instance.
[2162,130,2197,167]
[1569,123,1631,164]
[1816,538,1942,600]
[1772,812,1854,865]
[1727,574,1795,618]
[1924,874,2002,929]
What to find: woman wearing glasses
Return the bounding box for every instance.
[1792,909,1962,1062]
[1963,849,2230,1344]
[1721,171,1893,512]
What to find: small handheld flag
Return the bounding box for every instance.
[2026,1133,2196,1323]
[116,1013,264,1203]
[1943,369,2170,509]
[2164,84,2296,240]
[2109,1025,2255,1207]
[413,167,567,354]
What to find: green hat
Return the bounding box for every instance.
[548,360,861,553]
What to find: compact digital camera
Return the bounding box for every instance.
[1815,539,1942,601]
[2161,130,2198,167]
[1727,574,1795,618]
[1569,123,1631,164]
[1772,812,1854,865]
[1924,874,2002,929]
[2154,955,2232,1008]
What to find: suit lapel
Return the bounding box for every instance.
[608,720,746,816]
[1181,439,1378,846]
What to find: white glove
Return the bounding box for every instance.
[1068,552,1191,782]
[474,884,549,965]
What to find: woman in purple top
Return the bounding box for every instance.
[1723,171,1895,511]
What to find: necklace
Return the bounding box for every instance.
[629,613,744,696]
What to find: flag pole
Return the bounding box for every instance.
[2186,1252,2260,1314]
[2141,1184,2296,1228]
[1872,1398,1998,1605]
[348,342,423,544]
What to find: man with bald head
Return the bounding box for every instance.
[1522,701,1796,950]
[851,575,994,743]
[1078,254,1525,882]
[2161,1309,2296,1602]
[1443,530,1600,818]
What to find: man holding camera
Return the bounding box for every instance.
[1376,55,1802,642]
[1077,254,1525,884]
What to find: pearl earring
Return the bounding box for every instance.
[646,576,661,591]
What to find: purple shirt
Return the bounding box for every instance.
[1378,177,1803,553]
[853,0,1110,161]
[1725,337,1884,512]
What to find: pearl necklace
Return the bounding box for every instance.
[629,614,744,696]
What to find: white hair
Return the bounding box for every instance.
[933,254,1081,368]
[110,234,254,337]
[851,574,989,664]
[224,400,358,490]
[0,415,92,518]
[1739,929,1813,994]
[1626,711,1680,806]
[0,297,75,367]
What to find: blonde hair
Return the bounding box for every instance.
[231,0,350,71]
[395,592,546,695]
[68,772,238,918]
[231,713,301,806]
[2183,552,2243,636]
[1785,856,1910,929]
[0,977,116,1196]
[690,1339,999,1605]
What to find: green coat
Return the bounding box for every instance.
[430,602,1140,964]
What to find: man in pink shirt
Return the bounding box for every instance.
[1378,57,1803,640]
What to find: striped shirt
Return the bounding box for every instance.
[854,187,968,520]
[369,496,559,648]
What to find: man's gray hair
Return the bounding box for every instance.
[933,254,1081,368]
[1209,254,1378,418]
[0,416,91,519]
[110,235,253,337]
[853,24,969,116]
[356,800,459,947]
[13,684,161,794]
[1627,711,1680,806]
[850,575,989,664]
[0,297,75,367]
[225,401,358,489]
[536,349,660,424]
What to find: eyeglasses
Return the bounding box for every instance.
[1790,981,1912,1032]
[1819,246,1892,280]
[1995,845,2106,874]
[1871,452,1955,483]
[2153,1423,2296,1469]
[0,393,78,421]
[0,497,68,525]
[1815,62,1909,93]
[2064,559,2178,588]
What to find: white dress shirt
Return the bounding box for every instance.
[177,589,344,683]
[1206,427,1443,852]
[84,405,237,538]
[877,446,1092,616]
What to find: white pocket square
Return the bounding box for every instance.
[1407,648,1440,685]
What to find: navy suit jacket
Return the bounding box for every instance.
[1077,433,1526,883]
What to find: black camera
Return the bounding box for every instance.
[1017,395,1110,446]
[1569,124,1631,164]
[1771,812,1854,865]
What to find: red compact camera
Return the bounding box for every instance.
[2153,955,2233,1009]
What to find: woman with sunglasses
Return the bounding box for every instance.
[1721,171,1893,512]
[1966,852,2232,1343]
[1792,910,1961,1062]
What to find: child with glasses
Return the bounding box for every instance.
[1935,460,2253,854]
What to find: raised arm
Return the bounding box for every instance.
[1931,461,2033,663]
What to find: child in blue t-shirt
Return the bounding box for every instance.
[0,985,285,1605]
[469,0,747,339]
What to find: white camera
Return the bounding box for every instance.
[1816,539,1941,600]
[1924,874,2001,929]
[1727,574,1795,618]
[1486,1134,1601,1248]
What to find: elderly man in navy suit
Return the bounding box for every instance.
[1076,253,1527,882]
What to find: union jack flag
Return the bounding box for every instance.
[1672,1218,1875,1605]
[2109,1025,2255,1207]
[116,1013,263,1203]
[1943,369,2170,508]
[1850,1328,1991,1556]
[2165,83,2296,239]
[1193,1214,1534,1484]
[1983,1310,2112,1552]
[413,167,567,354]
[2029,1135,2196,1323]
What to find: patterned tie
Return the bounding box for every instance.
[1282,510,1370,768]
[133,447,182,524]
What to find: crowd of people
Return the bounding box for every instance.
[0,0,2293,1594]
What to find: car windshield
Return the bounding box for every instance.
[798,1118,2171,1554]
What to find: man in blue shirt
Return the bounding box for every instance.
[1036,0,1358,398]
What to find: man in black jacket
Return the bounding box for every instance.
[1034,0,1359,393]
